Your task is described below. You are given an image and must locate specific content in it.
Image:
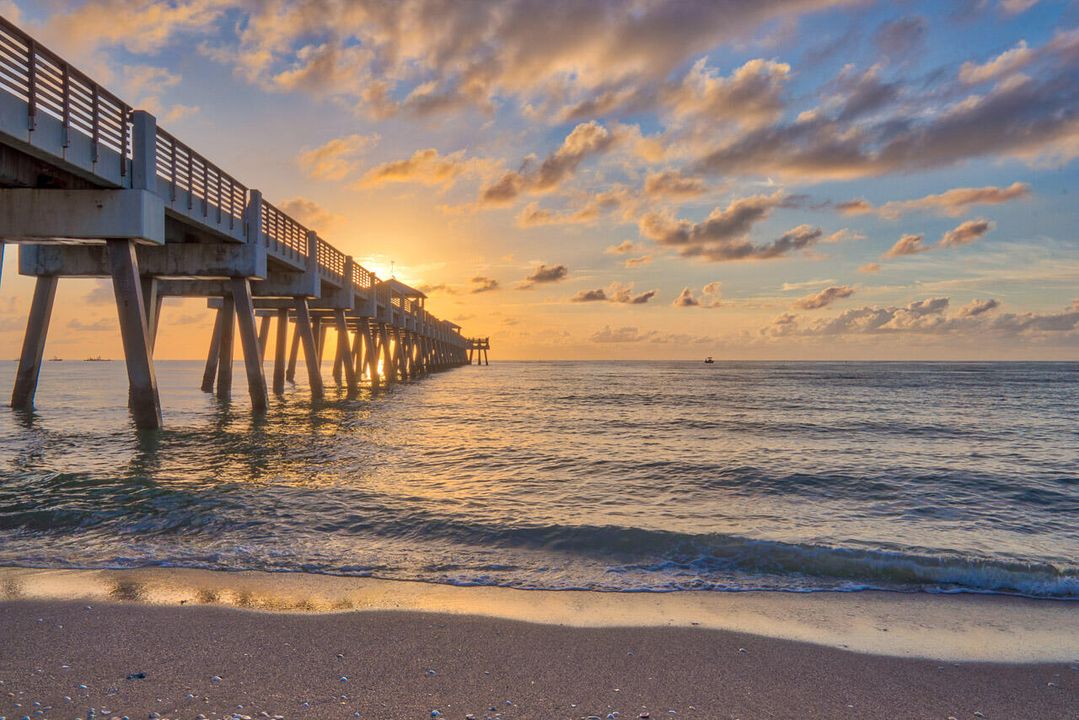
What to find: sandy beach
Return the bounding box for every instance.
[1,568,1076,719]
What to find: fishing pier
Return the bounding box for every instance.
[0,17,474,429]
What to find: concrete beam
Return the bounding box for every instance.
[0,189,166,245]
[20,241,266,279]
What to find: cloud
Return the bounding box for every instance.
[184,0,851,122]
[644,171,707,198]
[939,218,995,248]
[959,41,1034,84]
[83,281,115,305]
[470,276,500,294]
[480,121,618,205]
[354,149,491,188]
[863,182,1031,218]
[519,263,569,289]
[794,285,855,310]
[298,134,379,181]
[884,233,929,258]
[673,288,700,307]
[605,240,638,255]
[661,57,791,129]
[624,255,653,268]
[591,325,655,343]
[418,283,456,296]
[959,298,1000,317]
[278,197,341,231]
[673,282,722,308]
[515,188,632,228]
[859,262,881,273]
[763,297,1079,338]
[1000,0,1039,15]
[571,282,658,304]
[68,318,114,332]
[639,192,821,262]
[873,16,927,62]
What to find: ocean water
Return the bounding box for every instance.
[0,360,1076,598]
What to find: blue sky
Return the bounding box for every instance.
[1,0,1077,359]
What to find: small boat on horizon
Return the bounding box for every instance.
[83,356,109,362]
[48,356,63,362]
[704,356,714,364]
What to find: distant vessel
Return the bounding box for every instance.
[48,356,63,362]
[83,356,109,362]
[704,356,714,364]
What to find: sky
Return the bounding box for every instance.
[1,0,1078,361]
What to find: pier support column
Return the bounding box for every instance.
[362,321,379,386]
[231,278,268,413]
[333,310,357,392]
[294,298,323,400]
[106,239,162,429]
[141,277,159,351]
[286,325,300,382]
[257,315,271,362]
[332,332,344,386]
[216,295,235,401]
[273,309,288,395]
[11,275,58,409]
[201,309,223,393]
[380,325,396,383]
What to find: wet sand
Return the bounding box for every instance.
[1,568,1077,719]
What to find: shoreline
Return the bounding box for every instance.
[2,565,1078,663]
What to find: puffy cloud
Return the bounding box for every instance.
[691,57,1079,181]
[571,282,657,304]
[39,0,226,57]
[1000,0,1039,14]
[624,255,653,268]
[278,197,340,231]
[673,288,699,307]
[519,263,569,289]
[183,0,852,121]
[763,298,1079,338]
[298,134,379,181]
[829,64,900,121]
[661,58,791,128]
[884,233,929,258]
[794,285,855,310]
[939,218,995,248]
[859,262,881,273]
[470,276,500,293]
[354,149,492,188]
[83,280,115,305]
[673,283,721,308]
[639,192,821,262]
[959,298,1000,317]
[515,188,632,228]
[644,171,707,198]
[959,41,1034,84]
[480,121,618,204]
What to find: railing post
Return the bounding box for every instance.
[131,110,157,192]
[306,231,318,274]
[245,189,263,245]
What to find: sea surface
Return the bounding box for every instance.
[0,360,1076,598]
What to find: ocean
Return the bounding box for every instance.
[0,360,1076,598]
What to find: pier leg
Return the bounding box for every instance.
[286,324,300,382]
[273,309,288,395]
[141,277,159,351]
[294,298,324,400]
[362,322,379,386]
[351,327,363,380]
[216,295,235,401]
[381,325,396,383]
[11,275,58,409]
[106,239,162,429]
[334,310,357,392]
[257,315,271,362]
[332,331,344,386]
[201,309,223,393]
[315,319,326,367]
[231,278,268,413]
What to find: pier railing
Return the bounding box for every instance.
[0,16,464,341]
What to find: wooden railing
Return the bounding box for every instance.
[156,128,246,229]
[260,199,309,260]
[0,16,130,173]
[0,16,468,341]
